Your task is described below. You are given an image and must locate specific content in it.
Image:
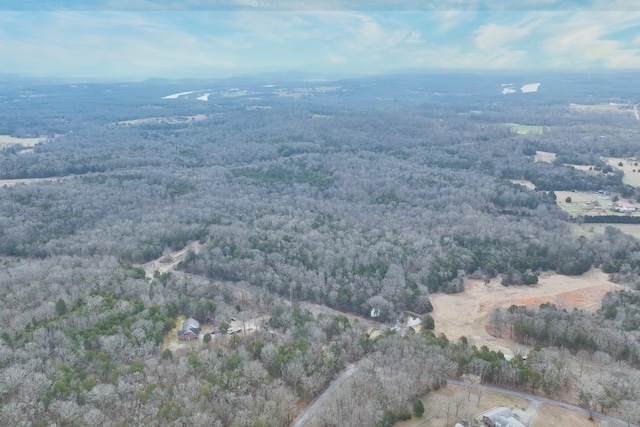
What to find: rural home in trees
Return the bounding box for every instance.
[177,318,200,340]
[481,407,525,427]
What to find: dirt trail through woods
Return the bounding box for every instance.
[429,269,622,354]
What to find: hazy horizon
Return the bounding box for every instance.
[1,0,640,80]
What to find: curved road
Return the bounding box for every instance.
[290,364,357,427]
[291,368,635,427]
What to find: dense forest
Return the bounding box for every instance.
[2,72,640,425]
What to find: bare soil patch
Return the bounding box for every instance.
[429,269,622,354]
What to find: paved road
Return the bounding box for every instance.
[448,380,636,427]
[290,364,357,427]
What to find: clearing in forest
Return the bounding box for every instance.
[534,150,556,162]
[0,177,62,186]
[138,240,204,279]
[0,134,46,148]
[605,156,640,188]
[429,269,622,354]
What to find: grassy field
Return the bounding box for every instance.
[605,157,640,188]
[502,123,544,135]
[535,151,556,162]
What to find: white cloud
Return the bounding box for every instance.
[406,31,423,43]
[541,11,640,68]
[474,18,540,50]
[436,10,476,33]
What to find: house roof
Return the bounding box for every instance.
[182,318,200,330]
[616,201,637,208]
[483,407,513,420]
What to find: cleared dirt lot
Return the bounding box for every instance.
[429,269,622,354]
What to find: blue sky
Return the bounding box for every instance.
[1,1,640,80]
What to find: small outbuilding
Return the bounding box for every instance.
[177,318,200,340]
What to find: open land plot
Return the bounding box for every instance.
[0,134,46,148]
[534,151,556,162]
[429,269,622,354]
[605,156,640,188]
[502,123,544,135]
[0,177,63,186]
[573,223,640,239]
